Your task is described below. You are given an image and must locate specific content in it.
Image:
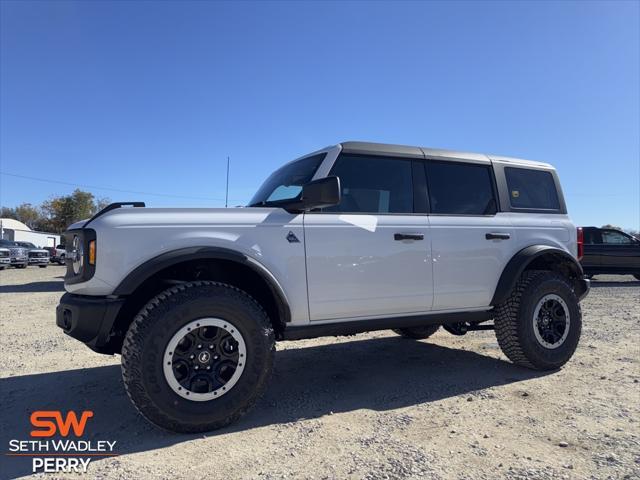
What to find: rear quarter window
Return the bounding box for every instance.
[505,167,560,211]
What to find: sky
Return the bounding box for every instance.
[1,0,639,229]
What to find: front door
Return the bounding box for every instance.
[304,153,433,321]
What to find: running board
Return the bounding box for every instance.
[282,310,494,341]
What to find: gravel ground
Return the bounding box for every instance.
[1,266,639,480]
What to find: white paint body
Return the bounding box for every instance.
[66,147,577,327]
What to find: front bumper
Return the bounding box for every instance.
[0,257,10,265]
[56,293,125,352]
[10,256,27,265]
[29,257,49,264]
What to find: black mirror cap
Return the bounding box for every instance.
[299,176,341,211]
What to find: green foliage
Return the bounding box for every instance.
[2,190,110,234]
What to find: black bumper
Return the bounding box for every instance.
[56,293,125,352]
[577,277,590,301]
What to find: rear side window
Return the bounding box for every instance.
[325,154,413,214]
[505,167,560,210]
[426,161,497,215]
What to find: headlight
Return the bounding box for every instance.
[71,235,84,274]
[63,228,96,284]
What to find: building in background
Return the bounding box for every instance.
[0,218,60,248]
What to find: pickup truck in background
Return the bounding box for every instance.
[579,227,640,280]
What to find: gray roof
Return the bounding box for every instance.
[339,141,552,168]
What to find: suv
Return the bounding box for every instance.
[56,141,589,433]
[15,241,50,268]
[580,227,640,279]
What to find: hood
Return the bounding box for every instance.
[67,206,290,231]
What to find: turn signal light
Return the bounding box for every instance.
[88,240,96,265]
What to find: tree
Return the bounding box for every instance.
[14,203,41,229]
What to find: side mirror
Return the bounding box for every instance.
[298,176,341,211]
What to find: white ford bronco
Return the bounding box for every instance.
[56,141,590,433]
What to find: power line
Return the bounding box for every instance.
[0,171,226,202]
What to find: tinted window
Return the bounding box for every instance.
[505,167,560,210]
[601,230,633,244]
[583,229,599,244]
[426,162,496,215]
[325,154,413,214]
[249,153,325,206]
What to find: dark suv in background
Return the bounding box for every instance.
[580,227,640,280]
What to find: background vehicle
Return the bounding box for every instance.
[580,227,640,280]
[14,241,50,268]
[0,247,10,269]
[48,244,66,264]
[56,141,589,433]
[0,239,28,268]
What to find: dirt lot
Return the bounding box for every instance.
[0,266,638,480]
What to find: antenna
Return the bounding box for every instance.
[225,156,230,208]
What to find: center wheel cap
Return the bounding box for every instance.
[198,351,211,364]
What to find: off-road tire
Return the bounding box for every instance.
[494,270,581,370]
[121,281,275,433]
[393,325,439,340]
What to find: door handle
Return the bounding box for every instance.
[485,233,511,240]
[394,233,424,241]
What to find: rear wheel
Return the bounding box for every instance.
[494,270,581,370]
[393,325,439,340]
[121,281,275,433]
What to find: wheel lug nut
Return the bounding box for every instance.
[206,366,211,370]
[214,355,219,360]
[209,345,214,350]
[194,365,199,370]
[197,344,202,349]
[189,354,195,359]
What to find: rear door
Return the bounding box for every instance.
[304,153,433,321]
[425,159,517,310]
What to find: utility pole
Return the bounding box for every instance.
[225,156,230,208]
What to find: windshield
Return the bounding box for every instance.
[0,239,17,247]
[248,153,326,207]
[17,242,36,248]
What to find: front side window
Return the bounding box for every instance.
[601,230,633,244]
[249,153,325,207]
[324,154,414,214]
[505,167,560,211]
[426,161,497,215]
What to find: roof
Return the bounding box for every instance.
[339,141,553,168]
[0,218,31,231]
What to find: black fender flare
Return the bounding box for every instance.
[112,246,291,323]
[491,245,585,306]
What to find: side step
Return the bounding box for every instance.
[282,310,494,341]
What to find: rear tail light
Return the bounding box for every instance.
[577,227,584,261]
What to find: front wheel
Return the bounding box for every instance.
[121,281,275,433]
[494,270,581,370]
